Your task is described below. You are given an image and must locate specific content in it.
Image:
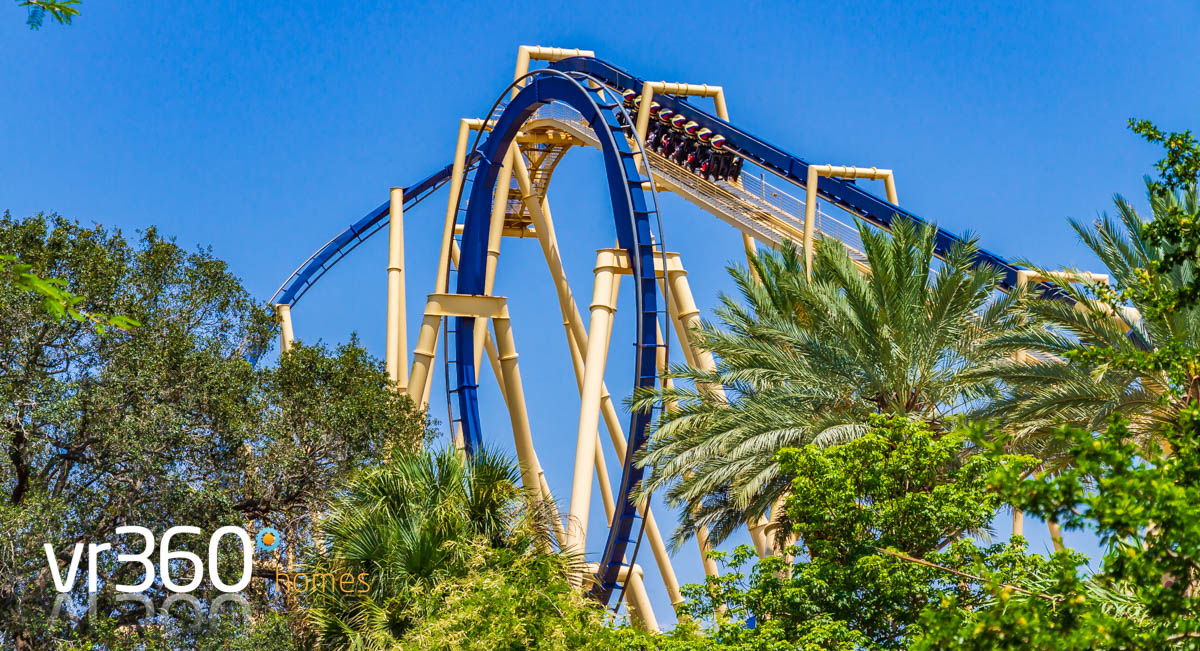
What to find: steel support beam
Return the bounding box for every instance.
[565,260,617,558]
[276,304,295,354]
[385,187,408,390]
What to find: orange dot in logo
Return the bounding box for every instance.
[262,532,275,547]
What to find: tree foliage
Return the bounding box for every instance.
[617,546,869,650]
[777,415,1038,648]
[305,445,572,649]
[634,219,1015,548]
[0,214,429,649]
[969,188,1198,459]
[914,120,1200,649]
[395,541,621,650]
[1,252,137,334]
[623,416,1039,649]
[914,414,1200,648]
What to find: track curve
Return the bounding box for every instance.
[452,71,661,603]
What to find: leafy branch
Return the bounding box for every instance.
[1130,119,1200,194]
[17,0,79,29]
[1062,120,1200,401]
[1,254,138,333]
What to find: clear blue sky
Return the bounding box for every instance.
[4,0,1198,627]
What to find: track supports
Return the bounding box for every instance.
[491,313,541,502]
[385,187,408,391]
[565,259,617,558]
[515,157,687,605]
[513,46,596,97]
[275,304,295,354]
[471,145,516,383]
[633,81,729,167]
[803,165,899,275]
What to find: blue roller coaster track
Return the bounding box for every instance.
[269,55,1068,607]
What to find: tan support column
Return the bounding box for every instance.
[579,344,658,630]
[633,81,729,175]
[1048,519,1066,552]
[633,84,657,172]
[884,174,900,205]
[565,260,617,556]
[478,311,566,544]
[764,494,798,559]
[742,233,758,268]
[623,565,660,633]
[804,164,900,277]
[567,283,684,605]
[603,263,621,367]
[748,520,771,558]
[512,46,596,97]
[386,187,408,390]
[803,167,820,277]
[423,117,501,407]
[593,431,616,524]
[276,304,294,354]
[408,118,478,407]
[492,313,542,496]
[584,563,659,633]
[407,313,440,407]
[434,119,475,294]
[667,263,720,387]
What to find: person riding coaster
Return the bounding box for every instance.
[670,117,693,165]
[708,134,731,181]
[645,103,666,148]
[658,110,677,153]
[662,114,686,157]
[617,99,736,180]
[682,122,703,170]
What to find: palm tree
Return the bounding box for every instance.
[633,218,1019,549]
[304,445,559,649]
[971,184,1200,460]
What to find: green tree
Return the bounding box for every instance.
[305,445,569,649]
[0,213,428,649]
[615,546,869,650]
[775,415,1039,648]
[633,219,1017,548]
[973,119,1200,466]
[970,187,1199,460]
[621,416,1038,649]
[913,415,1199,649]
[395,541,621,650]
[914,120,1200,649]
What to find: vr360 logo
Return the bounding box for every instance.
[44,526,259,594]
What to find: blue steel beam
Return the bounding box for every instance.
[549,56,1066,299]
[273,157,475,307]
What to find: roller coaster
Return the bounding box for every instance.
[267,46,1068,630]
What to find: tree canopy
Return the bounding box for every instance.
[0,213,429,649]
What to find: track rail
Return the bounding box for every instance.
[272,55,1064,313]
[550,56,1067,299]
[270,156,478,307]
